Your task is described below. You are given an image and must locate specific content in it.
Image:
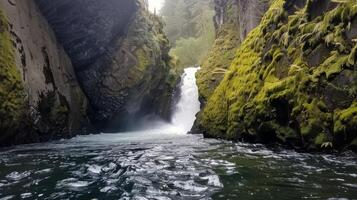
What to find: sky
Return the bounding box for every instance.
[148,0,164,13]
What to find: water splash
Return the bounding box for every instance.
[129,67,201,135]
[171,67,201,133]
[122,67,201,135]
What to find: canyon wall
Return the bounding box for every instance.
[196,0,269,104]
[0,0,175,145]
[195,0,357,151]
[0,0,92,146]
[36,0,175,131]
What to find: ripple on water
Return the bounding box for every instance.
[5,171,31,181]
[20,193,32,199]
[34,168,52,175]
[56,178,91,190]
[0,134,356,199]
[100,186,118,193]
[0,195,15,200]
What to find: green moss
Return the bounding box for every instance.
[197,0,357,150]
[314,132,329,146]
[135,48,150,71]
[118,7,175,92]
[195,0,255,103]
[351,137,357,147]
[0,9,25,141]
[334,102,357,136]
[349,44,357,65]
[196,22,241,103]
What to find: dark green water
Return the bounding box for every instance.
[0,130,356,200]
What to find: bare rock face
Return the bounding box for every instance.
[0,0,93,146]
[35,0,175,130]
[214,0,268,42]
[35,0,137,69]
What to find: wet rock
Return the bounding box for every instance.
[196,0,357,152]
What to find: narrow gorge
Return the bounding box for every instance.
[0,0,177,145]
[0,0,356,199]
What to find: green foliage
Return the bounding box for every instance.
[170,31,214,68]
[334,102,357,140]
[161,0,215,70]
[197,0,357,151]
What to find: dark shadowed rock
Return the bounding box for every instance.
[35,0,175,131]
[35,0,137,69]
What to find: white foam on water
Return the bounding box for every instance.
[202,175,223,187]
[20,193,32,199]
[87,165,102,174]
[5,171,31,181]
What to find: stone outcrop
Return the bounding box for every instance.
[196,0,268,104]
[36,0,175,131]
[195,0,357,151]
[0,0,92,146]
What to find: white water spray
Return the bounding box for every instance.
[112,67,201,135]
[171,67,201,133]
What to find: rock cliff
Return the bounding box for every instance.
[196,0,269,104]
[195,0,357,151]
[36,0,175,131]
[0,0,175,145]
[0,0,92,146]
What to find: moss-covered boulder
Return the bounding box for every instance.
[196,0,357,151]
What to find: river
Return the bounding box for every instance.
[0,68,356,200]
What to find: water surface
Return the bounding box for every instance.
[0,132,356,200]
[0,67,356,199]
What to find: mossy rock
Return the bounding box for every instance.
[350,137,357,151]
[195,0,262,104]
[197,0,357,151]
[0,9,26,143]
[196,22,241,103]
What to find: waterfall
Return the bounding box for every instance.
[171,67,201,133]
[120,67,201,135]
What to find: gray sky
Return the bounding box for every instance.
[148,0,164,13]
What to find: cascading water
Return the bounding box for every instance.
[171,67,201,133]
[121,67,200,134]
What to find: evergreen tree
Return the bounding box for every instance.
[161,0,215,69]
